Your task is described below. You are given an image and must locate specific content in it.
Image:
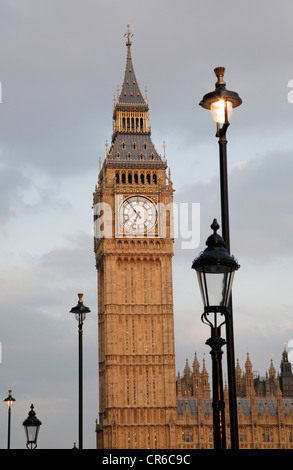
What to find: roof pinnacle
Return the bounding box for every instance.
[124,23,133,46]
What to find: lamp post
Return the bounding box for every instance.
[23,404,42,449]
[199,67,242,449]
[70,293,91,450]
[4,390,15,449]
[192,219,239,449]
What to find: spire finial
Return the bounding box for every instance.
[125,23,133,45]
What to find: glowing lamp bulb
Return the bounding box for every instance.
[210,100,232,124]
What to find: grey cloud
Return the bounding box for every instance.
[0,0,292,449]
[0,164,30,222]
[0,160,70,225]
[230,149,293,259]
[0,234,97,448]
[38,232,95,279]
[173,148,293,264]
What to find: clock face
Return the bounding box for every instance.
[119,196,157,234]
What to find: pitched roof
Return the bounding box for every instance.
[176,397,293,417]
[105,25,165,168]
[118,26,146,107]
[108,134,162,163]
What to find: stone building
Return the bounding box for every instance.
[176,348,293,449]
[94,25,293,449]
[94,25,176,449]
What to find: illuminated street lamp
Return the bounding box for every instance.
[199,67,242,449]
[4,390,15,449]
[199,66,242,130]
[70,293,91,450]
[23,404,42,449]
[192,219,240,449]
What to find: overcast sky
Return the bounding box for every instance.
[0,0,292,449]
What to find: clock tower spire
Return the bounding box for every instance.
[109,24,163,165]
[94,26,176,450]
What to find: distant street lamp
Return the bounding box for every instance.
[70,293,91,450]
[4,390,15,449]
[192,219,239,449]
[23,404,42,449]
[199,67,242,449]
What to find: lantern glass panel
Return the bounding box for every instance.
[197,271,208,307]
[75,312,86,322]
[197,266,235,309]
[25,424,40,444]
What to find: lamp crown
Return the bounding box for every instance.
[69,293,91,317]
[214,67,226,87]
[23,404,42,426]
[199,67,242,112]
[211,218,220,233]
[206,218,226,249]
[191,218,240,273]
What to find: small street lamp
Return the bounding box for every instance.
[192,219,239,449]
[23,404,42,449]
[70,293,91,450]
[199,67,242,449]
[4,390,15,449]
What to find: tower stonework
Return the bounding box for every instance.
[93,26,177,449]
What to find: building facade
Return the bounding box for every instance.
[94,26,293,450]
[176,349,293,449]
[94,25,177,449]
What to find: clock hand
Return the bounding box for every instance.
[133,211,141,222]
[130,203,142,219]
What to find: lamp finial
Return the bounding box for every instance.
[214,67,226,86]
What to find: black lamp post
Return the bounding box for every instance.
[4,390,15,449]
[70,293,91,450]
[199,67,242,449]
[23,404,42,449]
[192,219,239,449]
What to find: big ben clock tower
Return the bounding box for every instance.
[94,25,177,449]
